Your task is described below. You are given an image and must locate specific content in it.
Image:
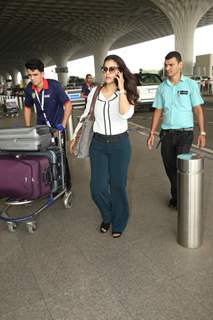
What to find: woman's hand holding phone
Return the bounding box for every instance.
[115,71,125,90]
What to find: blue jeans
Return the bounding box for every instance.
[89,133,131,232]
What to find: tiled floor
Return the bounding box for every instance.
[0,129,213,320]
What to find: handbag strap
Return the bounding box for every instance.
[88,86,102,120]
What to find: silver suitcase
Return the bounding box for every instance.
[0,125,52,151]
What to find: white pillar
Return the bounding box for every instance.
[151,0,213,75]
[55,65,69,87]
[93,42,112,84]
[0,75,4,94]
[52,55,69,87]
[1,74,8,95]
[12,70,19,86]
[173,21,196,75]
[21,69,26,80]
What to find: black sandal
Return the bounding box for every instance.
[112,232,122,238]
[100,222,110,233]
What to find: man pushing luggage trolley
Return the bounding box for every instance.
[0,59,73,233]
[24,59,72,195]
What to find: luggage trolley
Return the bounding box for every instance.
[4,97,19,118]
[0,126,72,233]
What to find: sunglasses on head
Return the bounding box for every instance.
[101,66,120,73]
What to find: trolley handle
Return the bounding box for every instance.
[49,127,64,149]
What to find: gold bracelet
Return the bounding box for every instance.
[200,131,206,136]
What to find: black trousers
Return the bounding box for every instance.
[160,130,193,201]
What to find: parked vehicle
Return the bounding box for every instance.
[191,76,209,93]
[191,76,202,89]
[66,76,84,89]
[134,73,162,110]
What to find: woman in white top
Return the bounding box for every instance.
[70,54,138,238]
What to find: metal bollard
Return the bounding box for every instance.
[177,153,204,248]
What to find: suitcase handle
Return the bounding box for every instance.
[42,168,53,185]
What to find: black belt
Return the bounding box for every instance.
[162,128,193,133]
[156,128,193,149]
[94,131,128,143]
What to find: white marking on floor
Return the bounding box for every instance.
[129,121,213,154]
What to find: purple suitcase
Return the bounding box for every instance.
[0,155,51,200]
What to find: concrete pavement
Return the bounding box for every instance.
[0,125,213,319]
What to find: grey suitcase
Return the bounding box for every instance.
[0,126,52,151]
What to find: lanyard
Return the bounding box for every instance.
[34,90,51,127]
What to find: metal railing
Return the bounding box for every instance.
[0,94,24,110]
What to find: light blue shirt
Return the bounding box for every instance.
[152,75,204,129]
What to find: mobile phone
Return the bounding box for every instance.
[114,76,118,86]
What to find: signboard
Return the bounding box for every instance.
[65,89,85,109]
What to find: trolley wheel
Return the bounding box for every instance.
[7,221,17,232]
[26,221,37,234]
[63,190,72,209]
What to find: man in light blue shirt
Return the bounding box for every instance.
[147,51,206,209]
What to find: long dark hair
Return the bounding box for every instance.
[103,55,139,105]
